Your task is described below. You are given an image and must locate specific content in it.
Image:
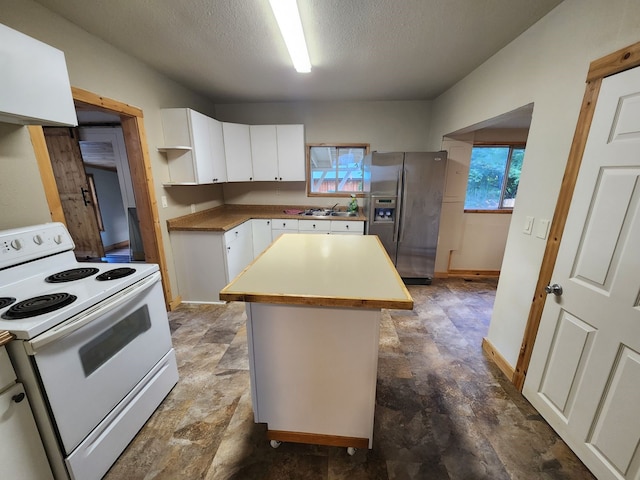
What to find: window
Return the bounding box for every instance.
[464,145,525,210]
[307,144,369,196]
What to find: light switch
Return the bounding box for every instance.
[536,219,550,239]
[523,216,534,235]
[161,196,168,208]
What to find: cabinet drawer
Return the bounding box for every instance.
[298,220,330,233]
[271,219,298,231]
[330,221,364,234]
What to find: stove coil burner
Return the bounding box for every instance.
[1,293,77,319]
[0,297,16,310]
[46,268,100,283]
[96,267,136,281]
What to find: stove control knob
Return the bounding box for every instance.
[10,239,22,251]
[33,234,43,245]
[53,235,63,245]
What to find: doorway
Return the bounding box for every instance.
[29,87,174,309]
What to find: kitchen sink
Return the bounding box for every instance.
[330,211,357,217]
[298,210,357,217]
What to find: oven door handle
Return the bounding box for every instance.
[25,271,161,355]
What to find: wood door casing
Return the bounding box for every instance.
[44,127,104,259]
[514,40,640,390]
[30,88,176,310]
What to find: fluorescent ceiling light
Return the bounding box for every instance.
[269,0,311,73]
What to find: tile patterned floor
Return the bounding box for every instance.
[104,278,594,479]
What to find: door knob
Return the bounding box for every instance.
[545,284,563,296]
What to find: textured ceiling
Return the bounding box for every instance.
[35,0,563,104]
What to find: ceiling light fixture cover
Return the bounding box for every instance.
[269,0,311,73]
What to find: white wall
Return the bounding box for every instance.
[215,101,431,207]
[428,0,640,368]
[0,0,223,299]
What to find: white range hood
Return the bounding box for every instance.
[0,23,77,127]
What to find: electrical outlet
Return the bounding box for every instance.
[523,216,534,235]
[161,196,168,208]
[190,204,196,213]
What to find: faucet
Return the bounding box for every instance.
[330,203,339,212]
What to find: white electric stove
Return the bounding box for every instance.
[0,223,178,480]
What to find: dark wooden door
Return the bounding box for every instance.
[44,127,104,259]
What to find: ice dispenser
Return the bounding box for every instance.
[372,197,396,222]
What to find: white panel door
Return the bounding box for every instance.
[524,66,640,480]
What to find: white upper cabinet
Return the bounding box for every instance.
[159,108,226,185]
[0,24,77,126]
[223,122,253,182]
[250,125,278,181]
[250,124,305,182]
[276,124,305,181]
[208,116,228,183]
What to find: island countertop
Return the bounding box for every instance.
[219,234,413,310]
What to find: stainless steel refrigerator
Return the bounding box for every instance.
[364,151,447,284]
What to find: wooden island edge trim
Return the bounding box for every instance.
[218,292,413,310]
[266,430,370,449]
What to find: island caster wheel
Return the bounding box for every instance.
[270,440,282,449]
[346,447,357,456]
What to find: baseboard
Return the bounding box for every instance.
[447,269,500,279]
[482,337,515,382]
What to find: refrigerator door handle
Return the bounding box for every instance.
[399,167,409,243]
[393,169,402,242]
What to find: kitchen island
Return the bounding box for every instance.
[219,234,413,452]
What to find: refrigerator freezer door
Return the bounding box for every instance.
[369,152,404,194]
[395,152,447,281]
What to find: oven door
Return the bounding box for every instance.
[25,272,172,454]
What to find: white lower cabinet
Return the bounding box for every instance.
[252,219,273,258]
[271,219,299,242]
[298,220,331,234]
[0,346,54,480]
[171,218,364,303]
[171,221,253,303]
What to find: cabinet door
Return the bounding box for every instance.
[223,122,253,182]
[225,221,254,281]
[189,109,216,184]
[208,117,227,183]
[276,125,305,181]
[251,125,279,181]
[0,382,54,479]
[252,219,273,258]
[170,231,227,303]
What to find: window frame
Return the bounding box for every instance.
[306,143,370,197]
[463,143,525,213]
